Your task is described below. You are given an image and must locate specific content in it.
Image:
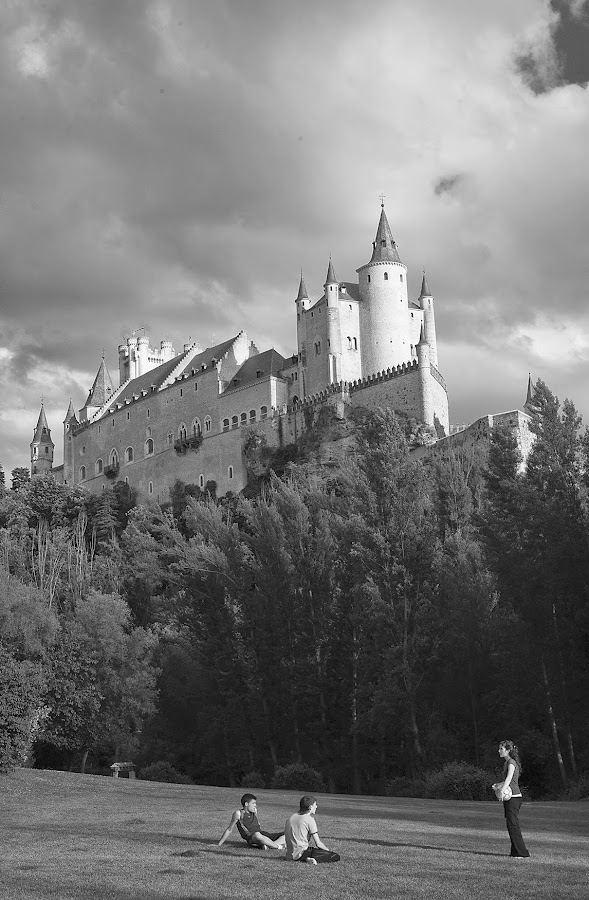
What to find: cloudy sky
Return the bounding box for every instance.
[1,0,589,479]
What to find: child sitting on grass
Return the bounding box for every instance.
[218,793,285,850]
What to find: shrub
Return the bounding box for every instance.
[560,776,589,801]
[0,646,45,774]
[240,770,265,789]
[386,776,425,798]
[271,762,326,792]
[140,761,193,784]
[423,761,494,801]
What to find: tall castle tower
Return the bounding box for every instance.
[30,402,54,476]
[357,202,411,375]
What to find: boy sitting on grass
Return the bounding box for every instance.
[285,795,340,864]
[218,793,286,850]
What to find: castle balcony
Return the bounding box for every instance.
[104,462,120,479]
[174,434,203,455]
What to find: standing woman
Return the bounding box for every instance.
[497,740,530,858]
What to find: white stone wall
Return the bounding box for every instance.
[358,260,411,375]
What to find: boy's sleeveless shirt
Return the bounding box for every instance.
[237,810,261,840]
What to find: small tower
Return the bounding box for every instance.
[416,324,433,427]
[295,272,310,393]
[418,272,438,368]
[357,202,411,376]
[324,258,342,384]
[30,402,54,476]
[63,399,78,486]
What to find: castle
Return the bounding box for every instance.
[31,204,453,500]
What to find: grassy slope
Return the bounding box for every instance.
[0,770,587,900]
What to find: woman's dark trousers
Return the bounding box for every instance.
[503,798,530,857]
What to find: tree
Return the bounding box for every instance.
[479,384,589,789]
[11,467,30,492]
[0,644,46,773]
[41,591,159,770]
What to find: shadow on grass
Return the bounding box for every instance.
[337,837,506,857]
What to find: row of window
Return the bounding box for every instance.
[222,407,268,431]
[366,272,403,283]
[78,406,269,480]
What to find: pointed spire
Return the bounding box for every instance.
[296,270,309,302]
[63,399,78,424]
[324,256,337,286]
[524,374,537,414]
[369,203,402,264]
[84,357,114,408]
[419,271,432,299]
[32,403,51,443]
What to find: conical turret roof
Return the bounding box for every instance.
[524,374,537,413]
[63,399,78,425]
[84,357,114,409]
[296,271,309,302]
[419,271,432,298]
[32,404,53,444]
[369,205,402,264]
[324,258,337,285]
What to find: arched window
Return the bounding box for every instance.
[367,274,371,283]
[148,482,153,495]
[231,416,238,429]
[178,423,187,441]
[199,474,204,488]
[223,418,230,432]
[145,438,154,456]
[384,271,388,281]
[125,447,134,463]
[240,412,247,426]
[347,336,352,349]
[192,418,202,436]
[205,416,211,433]
[95,459,103,475]
[79,466,86,480]
[400,273,403,282]
[249,409,256,423]
[353,337,358,350]
[146,426,152,437]
[260,406,268,420]
[110,449,119,466]
[228,466,234,479]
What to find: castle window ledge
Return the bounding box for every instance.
[104,463,119,478]
[141,390,148,397]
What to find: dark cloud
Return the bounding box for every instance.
[516,0,589,93]
[433,175,463,197]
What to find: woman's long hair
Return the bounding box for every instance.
[500,740,523,772]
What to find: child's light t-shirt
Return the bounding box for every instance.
[285,812,317,861]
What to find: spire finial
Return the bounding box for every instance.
[379,193,385,208]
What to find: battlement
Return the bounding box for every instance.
[349,359,419,393]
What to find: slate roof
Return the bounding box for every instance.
[101,336,240,413]
[223,348,288,394]
[367,206,402,265]
[32,405,52,443]
[84,357,115,408]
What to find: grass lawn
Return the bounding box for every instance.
[0,769,587,900]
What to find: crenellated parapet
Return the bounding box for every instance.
[348,359,419,394]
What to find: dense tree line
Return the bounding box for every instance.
[1,381,588,797]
